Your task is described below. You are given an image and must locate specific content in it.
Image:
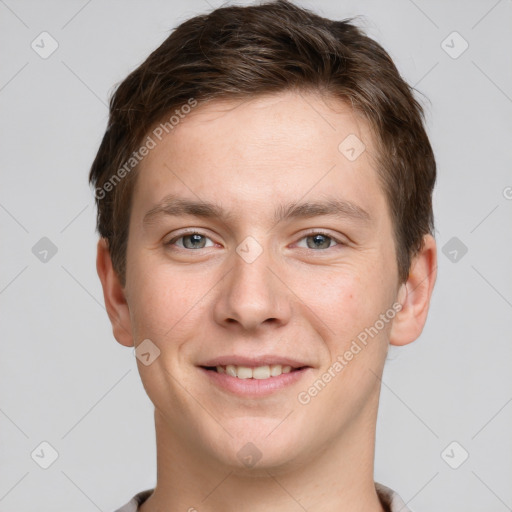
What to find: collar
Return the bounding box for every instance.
[114,482,412,512]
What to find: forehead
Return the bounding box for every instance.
[131,90,388,229]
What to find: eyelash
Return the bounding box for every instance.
[165,229,345,251]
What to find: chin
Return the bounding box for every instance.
[203,419,306,474]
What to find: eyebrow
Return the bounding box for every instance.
[143,194,371,227]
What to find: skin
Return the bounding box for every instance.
[97,90,437,512]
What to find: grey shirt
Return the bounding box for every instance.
[113,482,411,512]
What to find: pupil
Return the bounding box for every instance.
[309,234,329,249]
[185,234,205,249]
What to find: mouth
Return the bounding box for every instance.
[201,364,307,379]
[198,358,312,397]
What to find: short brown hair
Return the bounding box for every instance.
[89,0,436,286]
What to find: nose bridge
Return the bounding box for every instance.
[213,235,291,331]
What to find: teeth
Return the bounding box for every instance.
[216,364,295,379]
[270,364,282,377]
[225,365,237,377]
[252,366,270,379]
[237,366,253,379]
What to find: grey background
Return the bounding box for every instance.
[1,0,511,511]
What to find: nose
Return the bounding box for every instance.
[213,239,292,333]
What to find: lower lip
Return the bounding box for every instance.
[199,367,311,397]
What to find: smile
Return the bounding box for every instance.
[199,362,311,397]
[206,364,299,379]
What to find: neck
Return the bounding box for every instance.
[140,393,385,512]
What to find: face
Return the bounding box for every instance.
[118,91,406,472]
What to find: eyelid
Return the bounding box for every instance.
[165,228,346,250]
[165,228,217,247]
[293,229,346,248]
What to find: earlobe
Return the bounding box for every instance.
[96,238,134,347]
[389,234,437,347]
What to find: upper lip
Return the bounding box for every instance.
[199,355,310,369]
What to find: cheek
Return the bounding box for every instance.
[295,262,396,379]
[298,266,384,336]
[126,255,220,354]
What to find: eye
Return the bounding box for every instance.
[295,232,342,250]
[167,232,215,250]
[165,230,344,251]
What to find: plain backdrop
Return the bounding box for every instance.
[1,1,511,511]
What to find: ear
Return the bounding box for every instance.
[389,234,437,346]
[96,238,134,347]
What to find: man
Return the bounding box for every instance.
[89,1,437,511]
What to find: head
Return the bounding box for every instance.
[91,0,437,472]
